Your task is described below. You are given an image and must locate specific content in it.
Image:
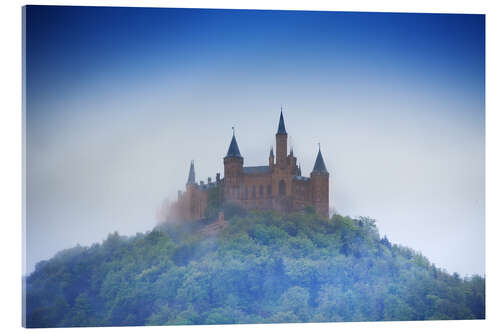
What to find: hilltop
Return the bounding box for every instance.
[25,208,485,327]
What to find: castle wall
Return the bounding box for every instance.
[169,184,209,222]
[173,163,330,222]
[292,178,312,211]
[172,112,330,222]
[241,173,273,210]
[220,151,329,217]
[311,173,329,218]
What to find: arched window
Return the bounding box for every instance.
[252,185,256,199]
[244,186,248,200]
[279,180,286,197]
[267,184,272,197]
[259,185,264,197]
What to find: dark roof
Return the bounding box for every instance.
[187,161,196,184]
[277,111,287,135]
[243,166,270,174]
[226,134,242,158]
[312,148,328,173]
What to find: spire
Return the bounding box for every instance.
[277,108,287,135]
[225,129,242,158]
[312,144,328,173]
[269,146,274,157]
[187,160,196,185]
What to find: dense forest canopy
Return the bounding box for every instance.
[25,207,485,327]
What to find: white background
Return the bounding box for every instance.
[1,0,498,332]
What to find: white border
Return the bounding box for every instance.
[1,1,498,332]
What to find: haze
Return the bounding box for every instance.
[24,7,484,276]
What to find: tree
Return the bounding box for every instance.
[25,210,485,327]
[278,286,310,321]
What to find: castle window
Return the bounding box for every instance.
[267,184,272,197]
[252,186,256,199]
[245,186,248,200]
[279,180,286,196]
[259,185,264,197]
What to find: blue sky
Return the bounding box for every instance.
[25,6,484,276]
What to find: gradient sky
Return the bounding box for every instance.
[24,6,484,276]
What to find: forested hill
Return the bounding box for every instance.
[25,208,485,327]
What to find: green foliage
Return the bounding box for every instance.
[205,185,223,220]
[25,211,485,327]
[223,201,248,220]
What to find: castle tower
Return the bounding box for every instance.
[184,160,199,220]
[310,145,330,218]
[223,130,243,200]
[276,109,288,166]
[186,160,196,186]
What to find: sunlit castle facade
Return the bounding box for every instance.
[170,111,330,221]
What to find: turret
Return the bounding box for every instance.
[184,160,198,220]
[310,145,330,218]
[223,129,243,200]
[275,109,288,166]
[186,160,197,193]
[311,145,328,175]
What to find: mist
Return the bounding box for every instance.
[24,7,484,277]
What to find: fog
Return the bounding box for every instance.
[25,92,484,276]
[24,7,484,276]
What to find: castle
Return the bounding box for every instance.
[169,111,330,221]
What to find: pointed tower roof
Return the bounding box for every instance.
[277,109,287,135]
[312,145,328,173]
[187,160,196,185]
[269,146,274,157]
[225,128,242,158]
